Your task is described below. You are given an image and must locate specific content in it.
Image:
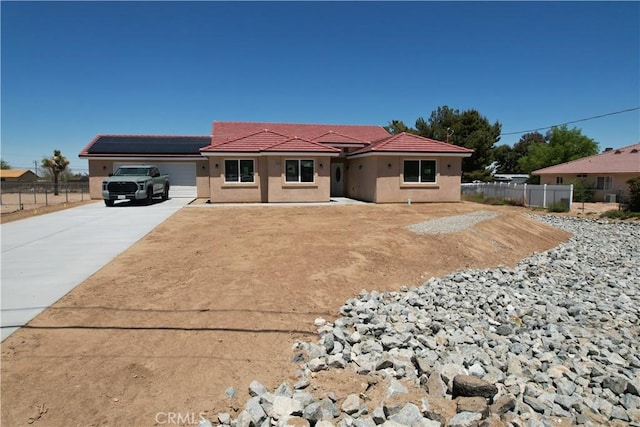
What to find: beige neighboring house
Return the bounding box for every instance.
[0,169,39,182]
[80,121,474,203]
[532,143,640,202]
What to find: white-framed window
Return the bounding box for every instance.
[285,159,314,183]
[596,176,613,190]
[403,159,436,183]
[556,176,564,184]
[224,159,255,183]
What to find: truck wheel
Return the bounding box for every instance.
[146,188,153,205]
[104,199,115,207]
[162,184,169,201]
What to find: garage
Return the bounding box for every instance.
[113,162,197,198]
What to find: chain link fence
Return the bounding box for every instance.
[0,181,90,214]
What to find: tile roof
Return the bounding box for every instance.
[349,132,475,156]
[310,131,367,145]
[210,121,390,146]
[0,169,37,179]
[79,135,212,157]
[532,143,640,175]
[202,130,339,153]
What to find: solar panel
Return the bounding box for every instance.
[87,136,211,155]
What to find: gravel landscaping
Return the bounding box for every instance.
[217,215,639,427]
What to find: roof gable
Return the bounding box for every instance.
[211,121,390,145]
[350,132,475,156]
[80,135,212,157]
[203,130,290,152]
[263,137,340,153]
[533,142,640,175]
[0,169,38,179]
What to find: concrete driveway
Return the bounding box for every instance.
[1,197,192,340]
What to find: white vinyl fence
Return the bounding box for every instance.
[461,182,573,210]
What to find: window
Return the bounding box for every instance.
[285,159,314,183]
[556,176,564,184]
[596,176,613,190]
[224,159,254,183]
[403,160,436,183]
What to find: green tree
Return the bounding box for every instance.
[494,132,547,174]
[41,150,70,195]
[627,177,640,212]
[415,106,502,182]
[518,125,599,173]
[384,120,414,135]
[0,159,11,169]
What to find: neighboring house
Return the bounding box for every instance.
[493,174,529,184]
[80,121,474,203]
[532,143,640,202]
[0,169,39,182]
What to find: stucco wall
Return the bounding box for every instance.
[375,156,463,203]
[539,172,639,202]
[196,160,210,198]
[266,156,331,203]
[88,160,113,199]
[346,157,378,202]
[208,156,262,203]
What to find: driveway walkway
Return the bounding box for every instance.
[1,198,192,340]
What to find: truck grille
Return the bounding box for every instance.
[107,182,138,194]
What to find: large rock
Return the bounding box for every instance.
[452,375,498,402]
[271,396,303,419]
[447,411,482,427]
[388,403,423,425]
[341,394,361,415]
[456,397,488,419]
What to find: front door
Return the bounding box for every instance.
[331,163,345,197]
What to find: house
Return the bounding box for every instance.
[0,169,39,182]
[80,121,474,203]
[532,143,640,202]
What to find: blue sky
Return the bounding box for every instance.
[2,1,639,174]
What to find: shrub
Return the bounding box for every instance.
[627,177,640,212]
[547,202,570,213]
[572,179,596,202]
[601,210,640,220]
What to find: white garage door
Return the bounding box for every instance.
[114,162,197,198]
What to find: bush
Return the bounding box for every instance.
[572,179,596,202]
[601,210,640,220]
[547,202,570,213]
[627,177,640,212]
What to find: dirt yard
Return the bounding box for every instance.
[1,202,570,426]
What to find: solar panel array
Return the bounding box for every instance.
[87,136,211,155]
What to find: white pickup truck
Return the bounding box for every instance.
[102,165,170,206]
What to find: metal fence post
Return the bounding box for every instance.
[45,187,48,206]
[33,184,37,204]
[19,188,23,210]
[65,184,69,203]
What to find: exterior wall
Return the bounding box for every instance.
[88,159,114,199]
[195,159,210,198]
[346,156,378,202]
[208,156,262,203]
[266,156,331,203]
[539,172,639,202]
[374,156,463,203]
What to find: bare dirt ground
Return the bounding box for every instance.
[1,202,570,426]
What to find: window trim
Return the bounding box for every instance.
[223,159,255,184]
[402,159,437,184]
[284,159,315,184]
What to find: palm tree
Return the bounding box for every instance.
[41,150,70,195]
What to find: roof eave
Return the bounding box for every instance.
[348,151,473,159]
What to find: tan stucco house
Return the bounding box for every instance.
[532,143,640,202]
[0,169,39,182]
[80,121,473,203]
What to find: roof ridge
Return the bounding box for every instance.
[96,134,211,138]
[213,120,388,128]
[209,129,290,148]
[311,130,368,143]
[263,136,340,152]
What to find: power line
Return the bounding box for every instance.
[500,107,640,137]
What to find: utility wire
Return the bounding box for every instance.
[500,107,640,136]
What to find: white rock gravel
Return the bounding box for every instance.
[406,211,499,235]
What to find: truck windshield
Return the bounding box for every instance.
[113,168,150,176]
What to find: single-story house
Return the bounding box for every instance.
[0,169,39,182]
[80,121,474,203]
[532,143,640,202]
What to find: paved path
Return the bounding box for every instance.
[1,198,192,340]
